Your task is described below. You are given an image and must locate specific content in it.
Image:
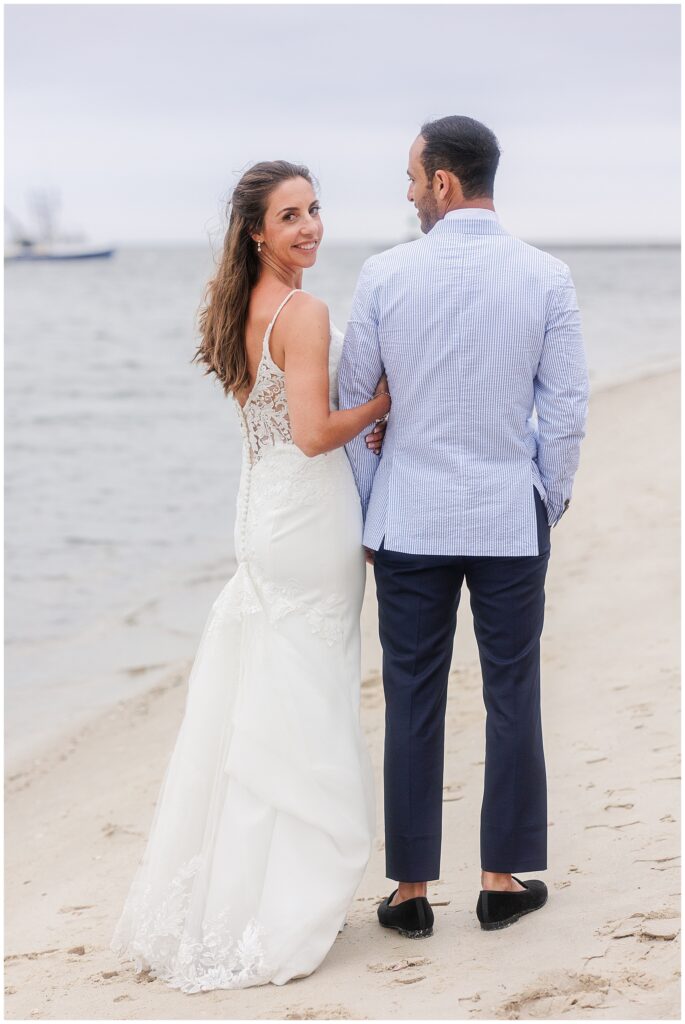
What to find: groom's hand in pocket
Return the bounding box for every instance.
[364,547,375,565]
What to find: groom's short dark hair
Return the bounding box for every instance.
[420,116,500,198]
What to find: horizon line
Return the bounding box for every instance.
[105,237,681,250]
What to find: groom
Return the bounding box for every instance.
[339,115,589,933]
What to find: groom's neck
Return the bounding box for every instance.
[443,198,496,215]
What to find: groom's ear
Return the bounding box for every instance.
[434,170,464,205]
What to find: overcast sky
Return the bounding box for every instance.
[5,3,680,244]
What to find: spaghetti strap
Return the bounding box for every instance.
[263,289,301,354]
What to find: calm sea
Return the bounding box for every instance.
[4,243,680,765]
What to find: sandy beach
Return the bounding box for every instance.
[5,369,680,1020]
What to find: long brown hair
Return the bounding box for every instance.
[194,160,313,395]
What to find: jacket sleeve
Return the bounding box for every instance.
[338,260,384,519]
[534,263,590,526]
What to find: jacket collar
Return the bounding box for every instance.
[428,216,508,237]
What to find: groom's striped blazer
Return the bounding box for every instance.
[338,210,589,557]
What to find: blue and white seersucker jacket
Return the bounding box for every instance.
[338,209,589,557]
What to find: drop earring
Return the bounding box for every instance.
[257,240,262,254]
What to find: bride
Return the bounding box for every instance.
[110,161,391,992]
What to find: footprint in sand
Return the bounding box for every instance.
[640,920,680,941]
[496,971,612,1018]
[102,823,143,839]
[368,957,431,974]
[125,663,167,677]
[361,690,383,710]
[627,702,654,718]
[282,1007,352,1020]
[5,948,60,961]
[585,820,642,830]
[634,855,680,864]
[134,969,156,984]
[617,969,655,991]
[598,907,680,941]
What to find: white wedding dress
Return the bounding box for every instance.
[110,290,375,992]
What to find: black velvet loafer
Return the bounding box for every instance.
[476,876,548,930]
[377,889,434,938]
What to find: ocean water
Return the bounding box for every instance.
[4,242,680,765]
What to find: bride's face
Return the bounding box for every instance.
[254,177,323,271]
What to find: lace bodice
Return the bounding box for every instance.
[232,290,344,467]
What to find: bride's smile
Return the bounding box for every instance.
[252,175,324,281]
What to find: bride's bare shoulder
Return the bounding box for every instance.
[279,291,330,338]
[288,290,328,318]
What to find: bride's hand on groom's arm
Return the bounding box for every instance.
[365,419,386,455]
[364,371,390,455]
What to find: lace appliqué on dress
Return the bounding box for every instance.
[111,854,270,993]
[210,563,345,648]
[233,309,344,468]
[234,359,291,468]
[302,592,346,647]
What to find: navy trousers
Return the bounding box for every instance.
[373,488,551,881]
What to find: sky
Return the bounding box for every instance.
[5,3,681,245]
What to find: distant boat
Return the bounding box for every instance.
[4,191,116,263]
[5,240,115,262]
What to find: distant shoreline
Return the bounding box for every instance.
[588,356,680,395]
[71,239,682,252]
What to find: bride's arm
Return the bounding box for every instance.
[280,293,390,458]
